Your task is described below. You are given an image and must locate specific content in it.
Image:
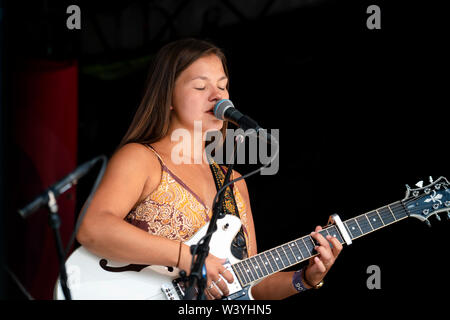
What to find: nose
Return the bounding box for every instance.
[209,87,224,103]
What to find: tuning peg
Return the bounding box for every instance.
[429,176,434,183]
[415,180,424,188]
[447,211,450,220]
[425,219,432,227]
[436,214,441,222]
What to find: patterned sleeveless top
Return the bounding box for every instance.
[124,145,252,257]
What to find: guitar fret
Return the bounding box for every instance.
[327,225,344,244]
[378,206,395,225]
[297,239,311,259]
[242,259,256,282]
[345,219,362,239]
[282,244,297,265]
[290,241,304,261]
[391,203,407,220]
[234,262,249,286]
[275,247,284,269]
[269,250,282,271]
[275,247,288,268]
[239,262,252,286]
[354,218,364,234]
[356,215,373,234]
[230,264,241,285]
[238,260,251,285]
[323,227,339,248]
[255,255,269,276]
[318,229,328,240]
[366,211,383,229]
[249,257,264,279]
[264,252,275,273]
[343,221,352,239]
[303,236,316,256]
[387,205,396,219]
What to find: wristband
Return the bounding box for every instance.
[292,268,309,292]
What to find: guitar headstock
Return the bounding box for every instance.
[403,176,450,226]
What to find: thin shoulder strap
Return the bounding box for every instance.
[145,144,165,167]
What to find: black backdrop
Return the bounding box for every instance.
[1,0,448,315]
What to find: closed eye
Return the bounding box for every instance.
[195,87,226,91]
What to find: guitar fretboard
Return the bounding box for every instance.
[231,200,409,287]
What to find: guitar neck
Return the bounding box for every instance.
[231,200,409,287]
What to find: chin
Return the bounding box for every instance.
[204,126,223,134]
[202,116,223,130]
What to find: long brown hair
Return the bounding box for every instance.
[117,38,229,151]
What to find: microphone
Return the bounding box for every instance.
[214,99,273,143]
[18,156,102,219]
[214,99,262,131]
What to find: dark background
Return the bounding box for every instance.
[0,0,448,313]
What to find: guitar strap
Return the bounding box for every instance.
[208,159,248,260]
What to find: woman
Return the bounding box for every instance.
[76,38,342,300]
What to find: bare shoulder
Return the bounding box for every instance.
[111,143,159,170]
[84,143,162,219]
[111,142,162,191]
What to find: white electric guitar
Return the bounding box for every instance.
[55,176,450,300]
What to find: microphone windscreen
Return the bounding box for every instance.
[214,99,234,120]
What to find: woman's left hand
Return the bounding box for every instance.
[304,225,343,287]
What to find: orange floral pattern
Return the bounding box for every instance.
[124,146,251,256]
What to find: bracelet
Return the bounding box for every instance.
[175,241,183,268]
[292,267,325,292]
[292,268,309,292]
[302,267,325,290]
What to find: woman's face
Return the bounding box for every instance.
[171,54,229,133]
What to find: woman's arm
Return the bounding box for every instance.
[233,171,343,300]
[76,143,193,271]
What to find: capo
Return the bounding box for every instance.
[328,214,352,246]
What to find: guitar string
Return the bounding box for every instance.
[232,187,449,285]
[234,201,411,281]
[234,202,412,285]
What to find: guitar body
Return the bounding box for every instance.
[54,215,253,300]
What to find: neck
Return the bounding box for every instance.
[161,121,208,165]
[230,200,409,287]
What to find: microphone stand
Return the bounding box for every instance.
[183,137,241,300]
[46,190,72,300]
[17,155,107,300]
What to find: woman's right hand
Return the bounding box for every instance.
[179,243,234,300]
[203,254,234,300]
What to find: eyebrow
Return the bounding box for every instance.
[191,75,228,81]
